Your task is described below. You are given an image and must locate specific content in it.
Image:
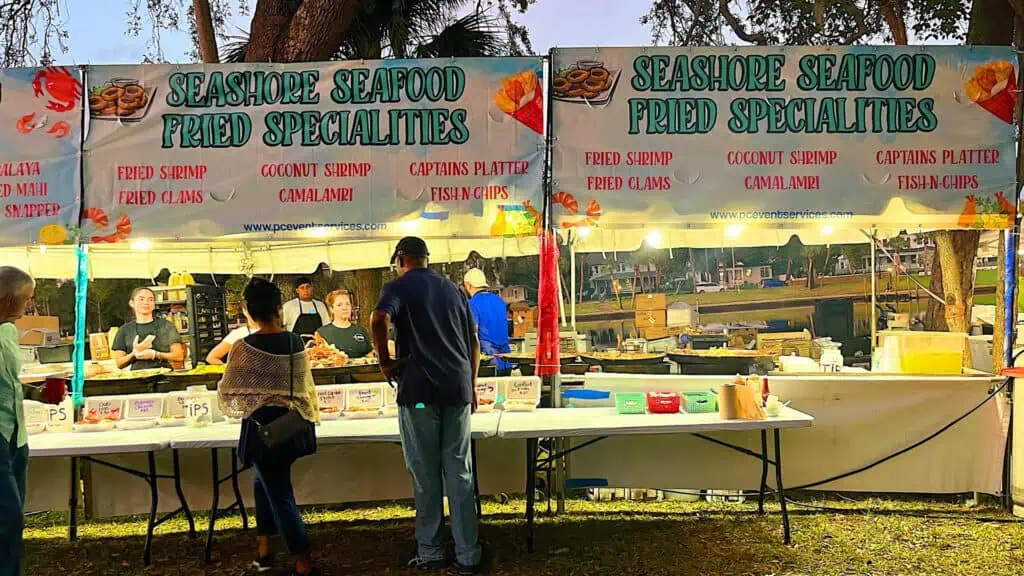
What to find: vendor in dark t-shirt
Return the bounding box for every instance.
[315,289,372,359]
[111,287,185,371]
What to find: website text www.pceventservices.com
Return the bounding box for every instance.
[242,222,390,233]
[709,210,855,221]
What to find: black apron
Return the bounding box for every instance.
[292,301,323,338]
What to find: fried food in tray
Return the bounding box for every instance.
[579,351,666,365]
[86,368,170,381]
[668,348,773,358]
[306,333,349,369]
[552,61,619,102]
[89,79,155,121]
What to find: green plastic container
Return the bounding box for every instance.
[682,392,717,414]
[614,392,647,415]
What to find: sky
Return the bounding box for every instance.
[61,0,654,64]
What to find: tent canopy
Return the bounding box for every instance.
[0,236,540,279]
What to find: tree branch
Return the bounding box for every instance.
[836,0,870,44]
[718,0,766,44]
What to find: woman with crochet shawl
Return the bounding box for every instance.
[218,278,320,576]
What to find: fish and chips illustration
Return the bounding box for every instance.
[494,69,544,135]
[964,60,1017,124]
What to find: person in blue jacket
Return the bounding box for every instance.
[462,268,512,372]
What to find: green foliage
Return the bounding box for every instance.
[642,0,968,47]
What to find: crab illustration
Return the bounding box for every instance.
[32,66,82,113]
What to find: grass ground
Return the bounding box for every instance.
[23,496,1024,575]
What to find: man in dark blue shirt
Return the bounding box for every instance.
[371,237,482,574]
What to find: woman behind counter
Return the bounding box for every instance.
[112,287,185,371]
[315,290,373,359]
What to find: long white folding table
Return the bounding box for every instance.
[28,428,196,565]
[497,407,815,551]
[168,411,503,562]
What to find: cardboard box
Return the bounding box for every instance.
[14,316,59,346]
[641,325,690,340]
[512,306,535,339]
[635,309,667,328]
[634,293,667,311]
[89,333,111,361]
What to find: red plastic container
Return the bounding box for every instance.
[646,391,681,414]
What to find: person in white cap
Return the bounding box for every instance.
[463,268,511,371]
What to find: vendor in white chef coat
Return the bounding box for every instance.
[282,277,331,339]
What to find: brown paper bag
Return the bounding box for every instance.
[734,384,765,420]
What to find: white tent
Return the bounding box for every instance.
[0,236,541,279]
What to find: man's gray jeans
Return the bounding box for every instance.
[398,403,481,566]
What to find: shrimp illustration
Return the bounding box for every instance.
[16,112,38,134]
[82,208,109,228]
[90,214,132,243]
[996,191,1016,215]
[958,195,979,228]
[47,120,70,138]
[551,191,579,214]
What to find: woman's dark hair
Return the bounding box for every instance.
[129,286,155,301]
[243,278,282,323]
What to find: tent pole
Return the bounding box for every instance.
[871,232,877,349]
[72,246,89,408]
[570,235,577,333]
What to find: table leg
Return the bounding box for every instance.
[68,456,78,542]
[471,439,482,519]
[230,448,249,531]
[758,431,768,515]
[773,429,791,545]
[205,448,220,564]
[144,451,158,566]
[525,438,538,553]
[172,449,196,538]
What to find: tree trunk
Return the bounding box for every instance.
[934,231,981,331]
[274,0,364,62]
[880,0,908,45]
[967,0,1015,45]
[925,245,947,330]
[245,0,302,62]
[193,0,220,63]
[994,233,1006,370]
[806,256,816,289]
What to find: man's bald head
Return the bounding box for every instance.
[0,266,34,323]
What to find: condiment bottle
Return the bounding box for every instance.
[761,376,770,406]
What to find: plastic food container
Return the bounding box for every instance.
[646,391,681,414]
[382,383,398,417]
[23,401,49,434]
[344,384,384,419]
[82,396,124,423]
[503,376,541,411]
[317,385,346,420]
[562,389,612,408]
[614,392,647,415]
[877,330,967,375]
[124,394,165,420]
[681,392,717,414]
[162,390,189,425]
[475,379,498,413]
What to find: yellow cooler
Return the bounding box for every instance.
[877,330,967,375]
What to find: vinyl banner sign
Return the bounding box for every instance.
[82,58,545,242]
[0,67,82,247]
[551,46,1018,230]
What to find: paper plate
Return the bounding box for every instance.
[115,420,158,431]
[319,410,342,421]
[157,418,189,428]
[73,421,116,433]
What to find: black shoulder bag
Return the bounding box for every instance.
[253,335,316,454]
